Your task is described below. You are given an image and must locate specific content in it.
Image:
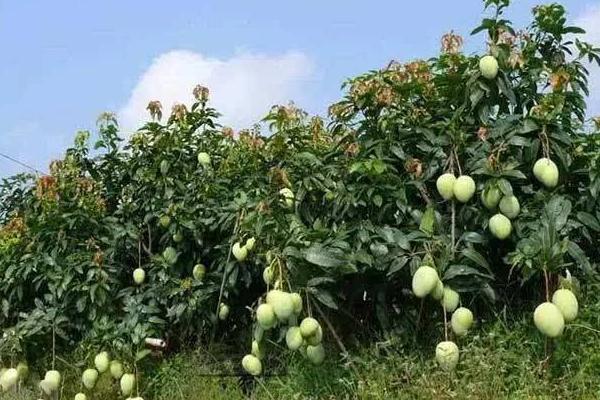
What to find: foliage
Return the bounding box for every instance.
[0,0,598,395]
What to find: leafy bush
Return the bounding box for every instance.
[0,0,599,394]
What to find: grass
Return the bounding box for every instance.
[2,287,600,399]
[148,288,600,400]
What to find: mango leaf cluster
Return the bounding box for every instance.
[0,0,598,364]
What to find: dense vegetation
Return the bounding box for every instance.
[0,0,599,398]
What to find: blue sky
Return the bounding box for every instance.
[1,0,598,177]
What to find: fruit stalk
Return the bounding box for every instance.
[135,362,139,398]
[211,210,244,345]
[542,266,551,365]
[450,147,460,258]
[543,267,550,302]
[453,148,462,176]
[147,222,152,255]
[52,322,56,370]
[314,300,346,356]
[451,201,456,258]
[313,300,359,376]
[540,125,550,159]
[416,299,425,332]
[138,238,142,268]
[443,304,449,341]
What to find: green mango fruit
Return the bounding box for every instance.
[291,293,303,314]
[193,264,206,281]
[479,55,499,79]
[262,267,274,285]
[218,303,230,321]
[441,288,460,312]
[481,186,502,210]
[300,317,320,338]
[241,355,262,376]
[162,247,178,265]
[436,173,456,200]
[159,215,171,228]
[489,214,512,239]
[109,361,124,380]
[306,344,325,365]
[431,280,444,301]
[552,289,578,322]
[305,325,323,346]
[0,368,18,391]
[412,266,439,298]
[453,175,476,203]
[197,152,211,166]
[499,195,520,219]
[256,304,276,330]
[534,302,565,338]
[251,340,265,360]
[133,268,145,285]
[533,158,559,188]
[82,368,99,389]
[451,307,474,337]
[267,290,294,321]
[436,341,459,371]
[286,327,304,351]
[232,242,248,262]
[94,352,110,373]
[245,237,256,251]
[120,373,135,396]
[279,188,295,208]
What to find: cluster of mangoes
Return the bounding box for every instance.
[412,265,474,372]
[216,237,259,322]
[437,155,560,242]
[534,285,578,338]
[73,351,140,400]
[481,180,519,240]
[232,237,257,263]
[0,362,27,392]
[242,288,326,376]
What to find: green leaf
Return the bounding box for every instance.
[307,277,336,287]
[387,256,408,276]
[567,241,592,274]
[149,316,166,325]
[520,119,538,133]
[370,243,389,257]
[304,245,345,268]
[443,265,493,280]
[508,136,530,147]
[461,248,492,274]
[136,349,152,362]
[310,288,338,310]
[497,179,513,195]
[576,212,600,232]
[501,169,527,179]
[372,195,383,207]
[497,75,516,104]
[545,196,571,230]
[563,26,585,34]
[461,232,487,244]
[419,206,435,236]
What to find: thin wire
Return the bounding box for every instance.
[0,151,45,175]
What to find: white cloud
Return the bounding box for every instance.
[119,50,315,132]
[575,4,600,117]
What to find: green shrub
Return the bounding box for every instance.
[0,0,598,391]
